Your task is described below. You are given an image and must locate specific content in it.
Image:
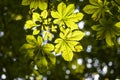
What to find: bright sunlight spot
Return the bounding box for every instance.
[77,58,83,65]
[78,21,84,29]
[86,45,92,53]
[1,74,6,79]
[0,31,4,37]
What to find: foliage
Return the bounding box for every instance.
[0,0,120,80]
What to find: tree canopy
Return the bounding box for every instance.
[0,0,120,80]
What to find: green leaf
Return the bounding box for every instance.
[51,2,83,30]
[38,1,47,10]
[25,20,36,29]
[37,57,48,67]
[105,32,114,46]
[33,29,40,35]
[62,48,73,61]
[64,4,74,16]
[54,28,84,61]
[21,43,35,49]
[43,31,53,41]
[41,10,48,18]
[32,13,40,22]
[89,0,99,5]
[51,11,60,18]
[48,54,56,64]
[42,43,54,53]
[83,0,110,20]
[26,35,37,45]
[83,5,98,14]
[69,30,85,41]
[54,38,64,53]
[115,22,120,28]
[91,25,103,31]
[65,21,78,30]
[58,2,66,16]
[74,45,83,52]
[67,13,84,22]
[37,36,43,46]
[22,0,30,5]
[30,1,38,9]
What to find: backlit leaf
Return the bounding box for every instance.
[83,5,98,14]
[62,48,73,61]
[32,13,40,22]
[115,22,120,28]
[33,29,40,35]
[58,2,66,16]
[38,1,47,10]
[22,0,30,5]
[26,35,37,45]
[51,2,83,30]
[42,43,54,53]
[41,10,48,18]
[37,36,43,46]
[25,20,36,29]
[48,54,56,64]
[105,32,114,46]
[54,28,84,61]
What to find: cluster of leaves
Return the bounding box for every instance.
[21,0,84,73]
[83,0,120,46]
[1,0,120,79]
[22,0,48,10]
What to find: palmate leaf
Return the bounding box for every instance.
[92,18,120,46]
[51,2,84,30]
[54,28,84,61]
[83,0,110,21]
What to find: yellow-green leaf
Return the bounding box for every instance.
[51,2,83,30]
[69,30,84,41]
[30,1,38,9]
[42,43,54,53]
[33,29,40,35]
[64,4,74,16]
[65,21,78,30]
[21,43,35,49]
[89,0,98,5]
[43,31,53,41]
[83,5,98,14]
[32,13,40,21]
[74,45,83,52]
[58,2,66,16]
[26,35,37,45]
[54,28,84,61]
[37,36,43,46]
[22,0,30,5]
[51,11,60,18]
[41,10,48,18]
[105,32,114,46]
[115,22,120,28]
[37,57,48,66]
[25,20,36,29]
[38,1,47,10]
[48,54,56,64]
[62,49,73,61]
